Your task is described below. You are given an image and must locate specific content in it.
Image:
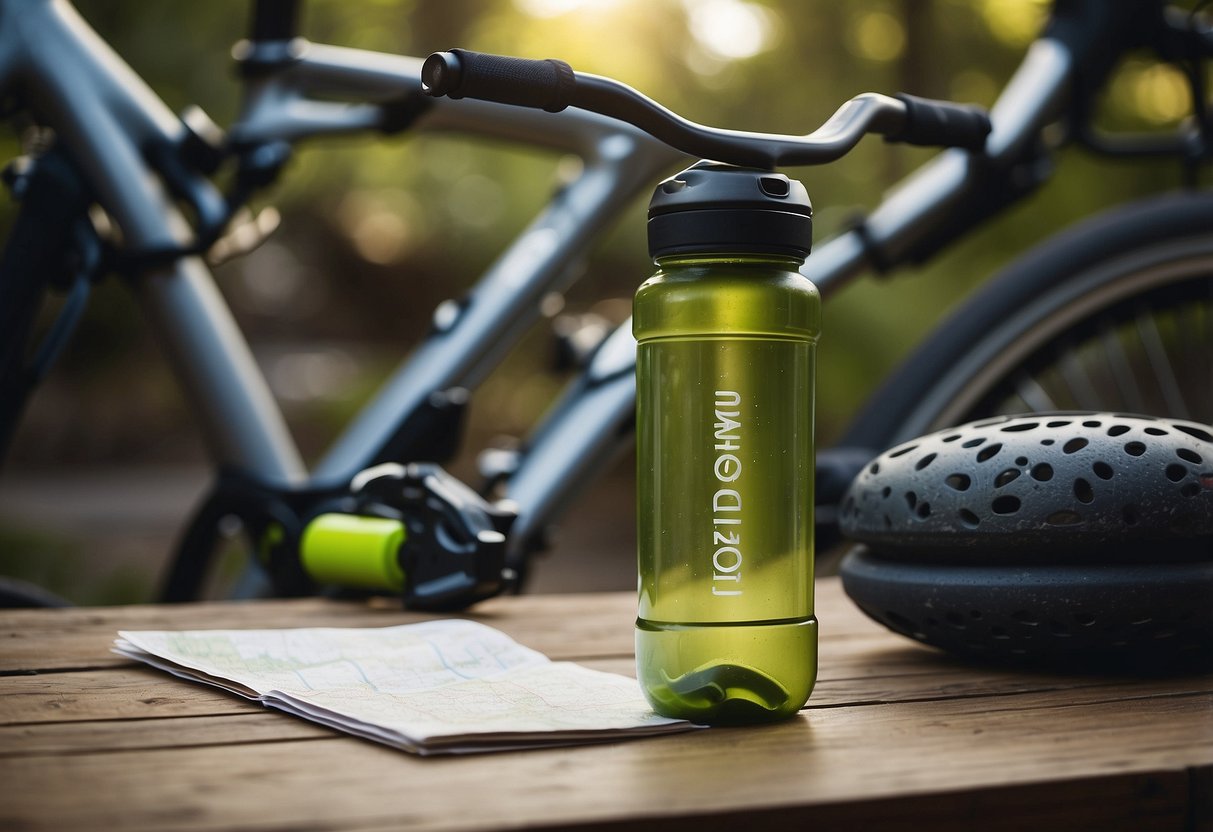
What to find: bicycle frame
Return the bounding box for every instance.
[231,39,690,568]
[499,34,1075,559]
[225,27,1075,565]
[0,0,1181,592]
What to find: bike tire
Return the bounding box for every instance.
[843,190,1213,451]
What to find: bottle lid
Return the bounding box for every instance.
[647,161,813,260]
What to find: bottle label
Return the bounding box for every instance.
[637,337,815,625]
[712,390,743,597]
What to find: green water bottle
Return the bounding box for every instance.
[634,162,819,724]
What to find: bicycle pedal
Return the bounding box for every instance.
[300,462,515,611]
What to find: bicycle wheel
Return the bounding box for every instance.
[843,191,1213,451]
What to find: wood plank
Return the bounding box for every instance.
[1,642,929,715]
[504,770,1202,832]
[0,579,887,673]
[0,597,411,673]
[1,671,1206,759]
[0,689,1207,832]
[4,647,1207,731]
[596,660,1213,716]
[0,666,259,725]
[0,580,1208,831]
[0,712,336,756]
[0,593,635,673]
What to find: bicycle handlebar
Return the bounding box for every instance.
[421,49,991,167]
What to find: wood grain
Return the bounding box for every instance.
[0,578,1208,832]
[0,583,886,672]
[3,651,1203,730]
[0,667,259,725]
[0,711,337,756]
[0,691,1207,831]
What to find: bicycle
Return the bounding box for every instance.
[0,0,1209,606]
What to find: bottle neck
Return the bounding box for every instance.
[654,252,806,270]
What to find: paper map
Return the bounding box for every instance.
[114,619,696,755]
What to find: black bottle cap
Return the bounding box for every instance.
[647,162,813,260]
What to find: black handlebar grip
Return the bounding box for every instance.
[421,49,576,114]
[889,93,992,151]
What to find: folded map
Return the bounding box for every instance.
[114,619,697,755]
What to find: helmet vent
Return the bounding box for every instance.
[840,412,1213,561]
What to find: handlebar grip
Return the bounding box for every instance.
[422,49,576,114]
[889,94,991,151]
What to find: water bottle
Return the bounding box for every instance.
[634,162,819,724]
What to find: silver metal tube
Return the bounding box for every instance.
[235,39,685,487]
[134,258,307,485]
[861,38,1074,256]
[4,0,306,484]
[502,321,637,565]
[984,38,1074,161]
[801,229,871,297]
[234,43,674,157]
[313,132,680,483]
[502,39,1081,553]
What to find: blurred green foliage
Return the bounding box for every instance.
[0,0,1205,601]
[0,526,148,604]
[7,0,1199,464]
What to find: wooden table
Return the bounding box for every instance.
[1,577,1209,831]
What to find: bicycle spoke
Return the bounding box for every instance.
[1058,342,1103,410]
[1177,296,1202,359]
[958,277,1213,429]
[1100,320,1146,413]
[1135,306,1189,419]
[1169,292,1212,421]
[1013,371,1059,412]
[883,221,1213,446]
